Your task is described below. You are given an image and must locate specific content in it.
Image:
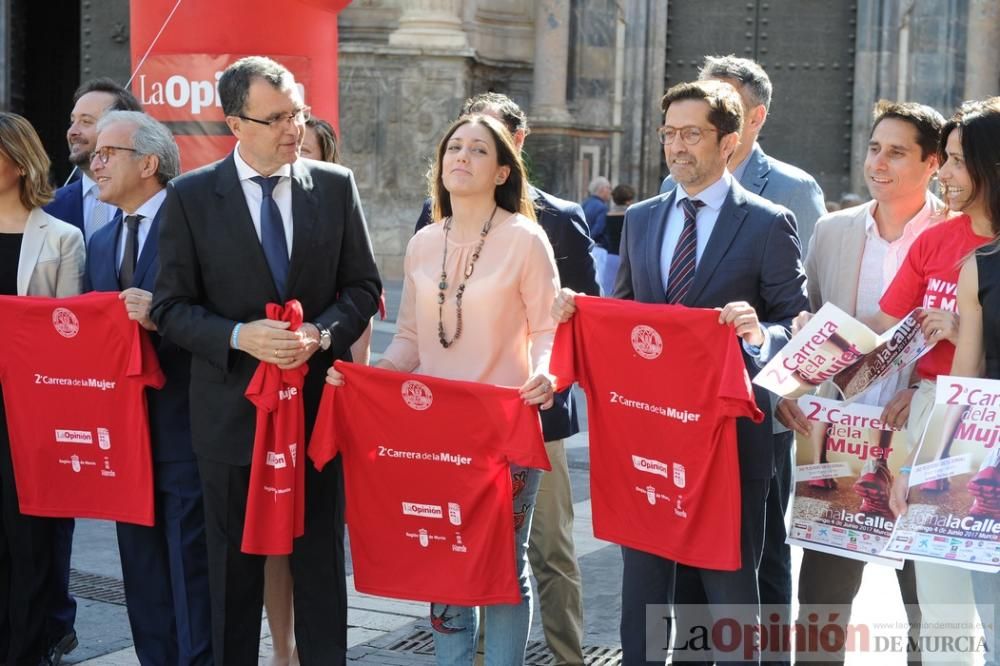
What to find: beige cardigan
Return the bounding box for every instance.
[16,208,85,297]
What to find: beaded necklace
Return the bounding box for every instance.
[438,204,498,348]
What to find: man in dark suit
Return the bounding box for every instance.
[660,59,826,643]
[86,111,212,665]
[416,92,599,666]
[45,78,143,242]
[553,80,808,665]
[150,56,381,666]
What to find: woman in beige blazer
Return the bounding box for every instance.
[0,112,83,665]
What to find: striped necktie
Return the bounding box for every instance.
[665,198,704,304]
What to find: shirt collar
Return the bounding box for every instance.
[233,142,293,182]
[81,172,98,197]
[123,189,167,223]
[864,192,936,242]
[675,170,731,211]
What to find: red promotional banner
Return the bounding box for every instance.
[129,0,351,172]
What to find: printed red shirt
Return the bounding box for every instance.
[242,301,308,555]
[309,361,550,605]
[550,296,762,570]
[880,214,991,380]
[0,292,163,525]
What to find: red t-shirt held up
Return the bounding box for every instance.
[309,361,550,606]
[550,296,762,570]
[242,301,308,555]
[880,214,991,380]
[0,292,163,525]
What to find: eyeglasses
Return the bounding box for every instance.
[237,106,311,128]
[657,126,719,146]
[89,145,138,165]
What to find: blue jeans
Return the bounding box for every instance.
[431,466,541,665]
[973,570,1000,666]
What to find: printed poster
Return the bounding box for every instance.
[885,376,1000,572]
[754,303,932,401]
[788,395,907,566]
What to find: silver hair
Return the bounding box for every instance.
[97,110,180,185]
[588,176,611,195]
[699,55,772,111]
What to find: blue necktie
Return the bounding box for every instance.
[251,175,290,298]
[665,198,704,304]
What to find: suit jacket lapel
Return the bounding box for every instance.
[133,209,161,288]
[685,185,747,305]
[214,155,281,301]
[739,145,770,196]
[17,209,48,296]
[286,160,318,297]
[644,193,674,303]
[838,208,868,314]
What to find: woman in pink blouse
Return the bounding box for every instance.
[326,113,560,664]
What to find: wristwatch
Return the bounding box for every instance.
[314,322,331,351]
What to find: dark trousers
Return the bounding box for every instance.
[46,518,75,646]
[758,433,793,613]
[621,478,768,666]
[0,416,52,666]
[797,549,922,665]
[117,460,213,666]
[197,454,347,666]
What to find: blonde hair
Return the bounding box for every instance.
[0,113,54,209]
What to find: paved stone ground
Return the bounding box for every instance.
[67,281,919,665]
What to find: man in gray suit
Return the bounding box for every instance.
[660,58,826,637]
[554,79,808,665]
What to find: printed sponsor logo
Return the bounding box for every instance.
[52,307,80,338]
[97,428,111,450]
[448,502,462,526]
[401,380,433,411]
[632,454,670,479]
[266,452,287,469]
[630,324,663,360]
[278,386,298,401]
[674,463,687,488]
[402,502,443,519]
[55,429,92,445]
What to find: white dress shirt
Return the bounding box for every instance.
[116,189,166,272]
[233,144,294,256]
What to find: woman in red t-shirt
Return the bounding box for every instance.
[885,99,1000,665]
[932,98,1000,666]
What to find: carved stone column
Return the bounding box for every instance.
[965,0,1000,98]
[388,0,468,50]
[531,0,572,122]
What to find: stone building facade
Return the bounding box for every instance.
[0,0,998,276]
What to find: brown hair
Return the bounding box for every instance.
[660,80,743,137]
[871,100,945,161]
[306,117,339,164]
[0,112,54,209]
[429,114,536,224]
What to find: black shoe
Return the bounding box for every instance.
[47,632,78,666]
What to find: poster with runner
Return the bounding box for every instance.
[885,376,1000,572]
[754,303,931,401]
[788,395,906,566]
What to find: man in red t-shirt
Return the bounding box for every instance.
[309,362,550,605]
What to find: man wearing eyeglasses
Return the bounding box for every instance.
[552,79,807,665]
[151,56,381,666]
[86,110,213,666]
